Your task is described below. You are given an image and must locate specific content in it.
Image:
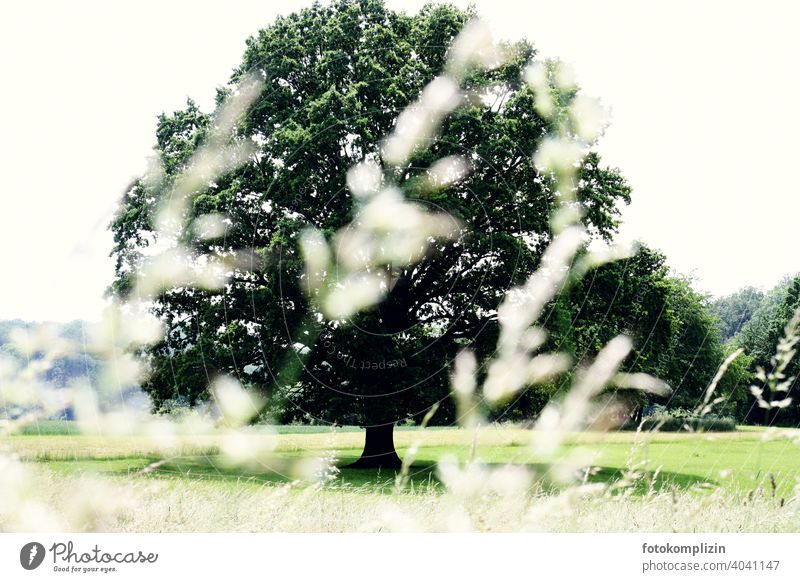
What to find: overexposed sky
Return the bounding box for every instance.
[0,0,798,322]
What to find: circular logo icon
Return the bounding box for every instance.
[20,542,46,570]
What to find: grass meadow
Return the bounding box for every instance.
[4,422,800,532]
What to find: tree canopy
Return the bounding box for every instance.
[110,0,633,427]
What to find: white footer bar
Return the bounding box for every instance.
[1,533,796,580]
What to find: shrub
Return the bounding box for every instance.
[621,407,736,432]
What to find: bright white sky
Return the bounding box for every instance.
[1,0,798,322]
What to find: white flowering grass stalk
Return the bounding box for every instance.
[750,306,800,413]
[696,347,745,418]
[429,47,673,517]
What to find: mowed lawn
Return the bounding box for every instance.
[3,423,800,497]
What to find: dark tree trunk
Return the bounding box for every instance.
[348,423,402,469]
[765,407,779,427]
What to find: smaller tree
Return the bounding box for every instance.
[738,275,800,424]
[497,245,741,422]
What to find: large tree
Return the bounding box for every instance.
[110,0,633,467]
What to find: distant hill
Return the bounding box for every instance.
[0,319,102,388]
[0,320,112,420]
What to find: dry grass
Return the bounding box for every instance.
[4,424,800,533]
[9,465,799,533]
